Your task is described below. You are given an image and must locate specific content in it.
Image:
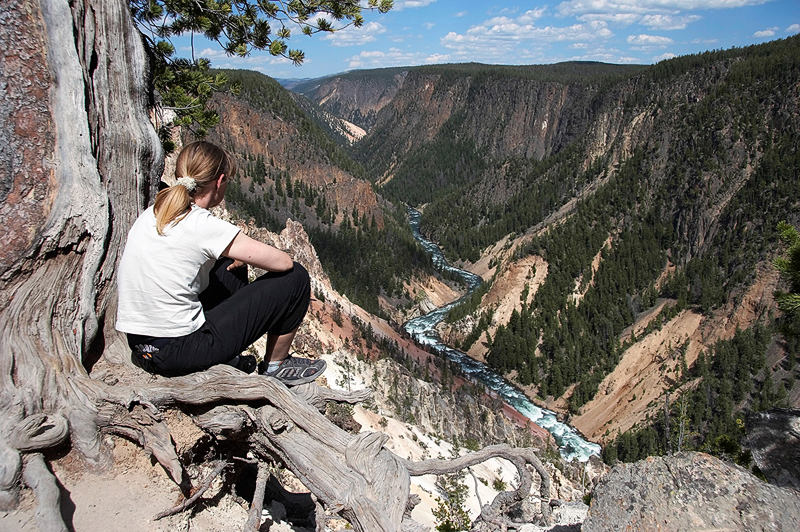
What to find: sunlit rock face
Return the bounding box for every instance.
[584,452,800,532]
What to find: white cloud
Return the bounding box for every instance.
[627,34,674,45]
[558,0,774,17]
[321,22,387,46]
[788,23,800,33]
[577,13,641,26]
[691,37,719,44]
[441,10,614,57]
[565,46,641,63]
[518,8,549,23]
[653,52,677,61]
[577,12,700,29]
[641,14,702,30]
[453,11,468,17]
[425,53,452,63]
[571,42,589,48]
[392,0,437,10]
[423,22,436,30]
[346,48,430,69]
[753,27,778,37]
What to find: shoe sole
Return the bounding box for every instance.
[262,359,327,386]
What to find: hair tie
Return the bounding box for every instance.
[176,176,197,192]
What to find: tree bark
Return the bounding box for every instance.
[1,0,159,513]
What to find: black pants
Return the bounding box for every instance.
[130,259,310,376]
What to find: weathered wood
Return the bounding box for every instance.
[243,462,269,531]
[403,444,552,527]
[292,382,372,411]
[186,376,554,530]
[0,0,157,524]
[9,414,69,453]
[21,454,67,532]
[153,460,227,520]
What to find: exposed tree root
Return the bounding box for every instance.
[3,324,556,532]
[153,460,227,520]
[402,444,553,528]
[21,454,67,532]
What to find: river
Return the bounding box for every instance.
[404,208,601,462]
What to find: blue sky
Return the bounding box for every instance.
[179,0,800,80]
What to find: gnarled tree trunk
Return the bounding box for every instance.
[0,1,553,530]
[1,0,160,515]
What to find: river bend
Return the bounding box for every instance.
[404,208,601,462]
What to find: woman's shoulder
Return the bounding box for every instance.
[188,205,236,228]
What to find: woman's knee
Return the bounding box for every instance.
[290,262,310,293]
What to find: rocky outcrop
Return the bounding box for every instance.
[747,408,800,490]
[583,452,800,532]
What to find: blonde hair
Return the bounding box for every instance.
[154,141,237,234]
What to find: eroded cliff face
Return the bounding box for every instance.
[368,359,552,451]
[348,71,615,182]
[203,92,384,230]
[303,68,622,164]
[295,70,407,131]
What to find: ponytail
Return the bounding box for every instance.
[153,141,236,235]
[154,185,191,235]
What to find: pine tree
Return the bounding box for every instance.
[774,221,800,314]
[130,0,392,147]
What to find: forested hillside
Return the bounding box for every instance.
[198,69,436,316]
[295,37,800,465]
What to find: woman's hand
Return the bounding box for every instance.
[226,259,247,271]
[223,232,293,272]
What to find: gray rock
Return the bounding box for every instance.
[747,408,800,490]
[583,452,800,532]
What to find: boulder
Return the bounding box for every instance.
[583,452,800,532]
[747,408,800,490]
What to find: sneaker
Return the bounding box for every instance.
[259,355,326,386]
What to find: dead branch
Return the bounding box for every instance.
[243,462,269,532]
[402,444,552,526]
[153,460,227,520]
[468,467,483,508]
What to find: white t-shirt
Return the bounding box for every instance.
[115,204,240,337]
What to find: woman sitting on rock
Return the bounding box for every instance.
[115,140,325,384]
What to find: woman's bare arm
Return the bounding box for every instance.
[223,232,293,272]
